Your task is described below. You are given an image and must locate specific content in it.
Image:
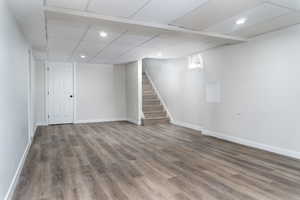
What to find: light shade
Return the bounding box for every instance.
[188,54,204,69]
[99,31,108,37]
[236,18,247,25]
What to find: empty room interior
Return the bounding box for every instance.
[2,0,300,199]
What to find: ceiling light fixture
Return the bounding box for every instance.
[99,31,108,38]
[236,18,247,25]
[80,54,86,59]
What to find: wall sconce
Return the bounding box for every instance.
[188,54,204,69]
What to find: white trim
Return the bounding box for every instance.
[33,125,38,138]
[44,61,49,125]
[73,63,77,123]
[145,71,174,121]
[35,122,48,126]
[137,60,143,125]
[4,140,32,200]
[74,118,128,124]
[127,118,141,125]
[171,120,203,132]
[202,129,300,160]
[170,120,300,160]
[27,49,34,142]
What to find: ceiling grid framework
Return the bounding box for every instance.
[14,0,300,63]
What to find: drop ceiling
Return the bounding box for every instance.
[8,0,300,64]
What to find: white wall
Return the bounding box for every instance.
[0,1,30,199]
[144,24,300,159]
[34,61,46,125]
[76,63,127,122]
[34,63,127,124]
[204,25,300,157]
[125,61,142,125]
[28,52,36,139]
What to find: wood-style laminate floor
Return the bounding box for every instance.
[13,122,300,200]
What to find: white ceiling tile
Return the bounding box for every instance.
[32,50,47,60]
[113,31,157,48]
[48,38,78,52]
[71,41,107,62]
[87,0,149,18]
[48,51,70,62]
[98,46,127,58]
[88,30,159,62]
[234,12,300,37]
[47,19,88,41]
[48,37,78,62]
[82,26,126,44]
[94,42,139,61]
[132,0,208,24]
[118,33,231,62]
[205,3,291,34]
[173,0,262,30]
[266,0,300,10]
[8,0,46,50]
[47,0,89,10]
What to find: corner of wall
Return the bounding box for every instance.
[4,139,33,200]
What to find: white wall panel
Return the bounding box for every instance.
[76,64,127,121]
[0,1,31,199]
[125,61,141,124]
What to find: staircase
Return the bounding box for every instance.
[142,73,170,125]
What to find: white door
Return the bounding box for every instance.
[48,62,74,124]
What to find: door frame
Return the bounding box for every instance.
[45,62,77,125]
[27,49,34,142]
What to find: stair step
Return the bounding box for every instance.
[143,88,153,92]
[143,105,164,112]
[143,85,152,88]
[142,117,169,126]
[143,87,154,90]
[143,109,165,114]
[144,112,167,118]
[143,98,160,103]
[143,94,157,99]
[143,91,155,95]
[143,102,161,106]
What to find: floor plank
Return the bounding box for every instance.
[13,122,300,200]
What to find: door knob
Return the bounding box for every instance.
[70,95,73,98]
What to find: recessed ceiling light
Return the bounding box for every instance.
[99,31,108,38]
[236,18,247,25]
[80,54,86,59]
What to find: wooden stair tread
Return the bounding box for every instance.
[144,116,168,120]
[144,110,166,113]
[142,73,169,125]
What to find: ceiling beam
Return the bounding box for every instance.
[44,6,248,42]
